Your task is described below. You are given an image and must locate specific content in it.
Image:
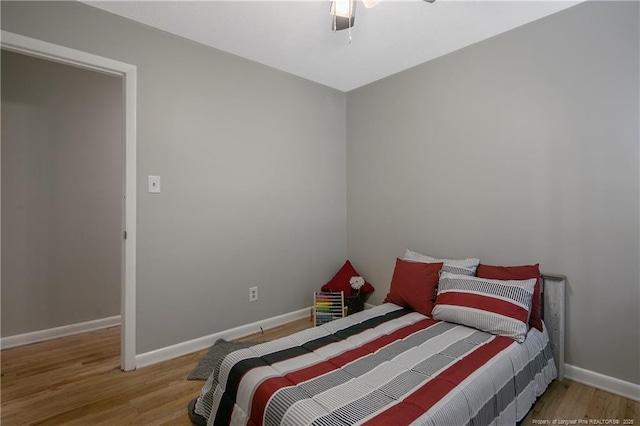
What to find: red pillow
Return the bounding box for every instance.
[384,259,443,316]
[321,260,374,296]
[476,263,543,332]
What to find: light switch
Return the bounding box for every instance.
[148,176,161,193]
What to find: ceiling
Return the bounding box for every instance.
[84,1,581,92]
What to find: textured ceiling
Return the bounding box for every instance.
[84,1,581,92]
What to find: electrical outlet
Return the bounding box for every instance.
[249,286,258,302]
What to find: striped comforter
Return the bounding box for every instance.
[195,304,556,426]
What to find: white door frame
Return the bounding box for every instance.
[1,30,137,371]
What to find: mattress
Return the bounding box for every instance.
[195,303,556,426]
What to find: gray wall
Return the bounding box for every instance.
[1,1,347,354]
[347,2,639,384]
[1,50,123,336]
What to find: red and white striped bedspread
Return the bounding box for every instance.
[195,304,556,426]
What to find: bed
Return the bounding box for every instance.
[190,273,565,426]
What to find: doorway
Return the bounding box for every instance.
[0,31,137,371]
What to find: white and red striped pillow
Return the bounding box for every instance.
[431,272,536,343]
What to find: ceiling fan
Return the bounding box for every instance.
[330,0,436,32]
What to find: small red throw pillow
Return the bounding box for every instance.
[321,260,374,296]
[476,263,543,332]
[384,259,443,316]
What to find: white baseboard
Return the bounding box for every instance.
[0,315,121,350]
[565,364,640,402]
[135,307,311,369]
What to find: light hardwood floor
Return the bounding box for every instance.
[1,319,638,425]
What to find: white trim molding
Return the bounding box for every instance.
[565,364,640,402]
[136,308,311,369]
[1,30,137,371]
[0,316,121,350]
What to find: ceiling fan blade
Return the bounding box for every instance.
[423,0,436,2]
